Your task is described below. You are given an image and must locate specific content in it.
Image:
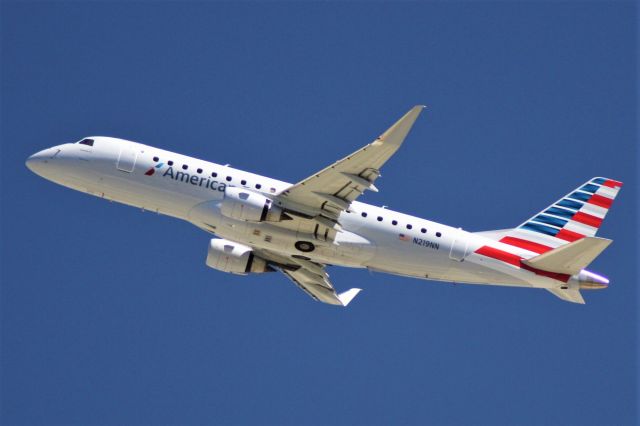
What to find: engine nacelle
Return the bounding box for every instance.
[205,238,273,275]
[219,187,284,222]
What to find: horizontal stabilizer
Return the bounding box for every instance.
[337,288,362,307]
[522,237,612,275]
[547,288,585,304]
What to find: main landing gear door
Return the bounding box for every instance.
[117,147,138,173]
[449,228,469,262]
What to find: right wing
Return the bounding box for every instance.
[256,248,361,306]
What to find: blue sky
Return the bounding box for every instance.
[1,2,637,425]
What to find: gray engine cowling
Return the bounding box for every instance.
[219,187,285,222]
[205,238,273,275]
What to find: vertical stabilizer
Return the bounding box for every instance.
[478,177,622,257]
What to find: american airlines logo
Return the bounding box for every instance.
[144,163,164,176]
[145,164,226,192]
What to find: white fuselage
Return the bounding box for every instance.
[26,137,591,292]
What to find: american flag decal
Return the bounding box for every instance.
[399,233,410,241]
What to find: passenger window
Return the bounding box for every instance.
[182,164,188,170]
[168,161,174,166]
[377,216,383,222]
[421,228,427,234]
[226,176,232,182]
[392,220,398,226]
[255,184,262,189]
[197,168,203,174]
[153,156,159,162]
[436,232,442,237]
[406,224,413,230]
[211,172,217,177]
[241,180,247,185]
[361,212,368,218]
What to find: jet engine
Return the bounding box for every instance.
[219,187,286,222]
[205,238,273,275]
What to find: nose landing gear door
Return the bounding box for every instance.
[117,147,138,173]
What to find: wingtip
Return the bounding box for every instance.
[378,106,425,145]
[337,288,362,307]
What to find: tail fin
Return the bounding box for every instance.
[487,177,622,255]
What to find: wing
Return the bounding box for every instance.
[256,248,361,306]
[276,105,425,222]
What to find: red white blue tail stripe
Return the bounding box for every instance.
[504,177,622,251]
[473,177,622,281]
[500,177,622,254]
[501,177,622,254]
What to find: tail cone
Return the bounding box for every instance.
[578,270,609,290]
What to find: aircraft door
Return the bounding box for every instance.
[117,147,138,173]
[449,228,469,262]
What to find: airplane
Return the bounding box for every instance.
[26,106,623,306]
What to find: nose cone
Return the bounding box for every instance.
[26,148,59,177]
[579,270,610,290]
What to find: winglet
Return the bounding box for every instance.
[337,288,362,306]
[376,105,425,147]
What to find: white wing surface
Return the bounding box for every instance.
[277,105,425,221]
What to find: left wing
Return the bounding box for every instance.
[276,105,425,222]
[281,266,362,306]
[256,248,361,306]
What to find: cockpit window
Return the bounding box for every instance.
[78,138,94,146]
